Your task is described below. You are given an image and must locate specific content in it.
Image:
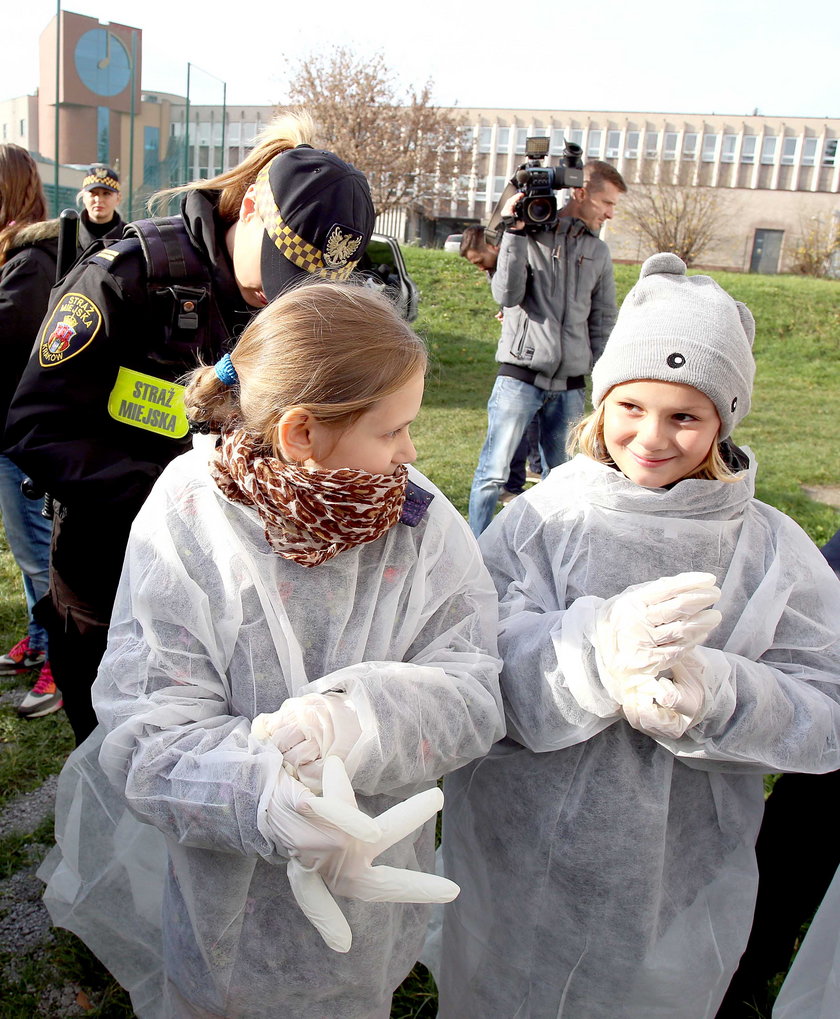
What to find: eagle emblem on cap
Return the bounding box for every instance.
[324,225,363,269]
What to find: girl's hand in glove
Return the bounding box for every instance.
[253,692,362,792]
[594,571,722,703]
[621,652,710,739]
[266,756,458,953]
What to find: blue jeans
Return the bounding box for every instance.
[468,376,585,535]
[0,455,51,652]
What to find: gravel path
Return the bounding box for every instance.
[0,701,108,1015]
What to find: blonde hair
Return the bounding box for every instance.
[184,281,427,457]
[149,108,315,220]
[0,144,48,266]
[569,393,741,483]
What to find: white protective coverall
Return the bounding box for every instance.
[773,862,840,1018]
[438,451,840,1019]
[39,450,503,1019]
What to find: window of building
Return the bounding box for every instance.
[497,127,510,153]
[515,128,528,153]
[493,176,507,199]
[701,134,718,162]
[243,122,257,147]
[644,131,659,157]
[457,174,471,198]
[461,127,475,150]
[721,134,737,163]
[761,136,777,164]
[682,133,698,159]
[663,132,678,160]
[606,130,621,158]
[586,130,603,157]
[823,139,837,166]
[97,106,110,163]
[478,127,492,153]
[19,119,25,136]
[474,176,487,200]
[741,136,757,163]
[624,131,640,158]
[568,129,584,148]
[227,122,241,144]
[780,137,797,164]
[549,128,566,155]
[802,137,818,165]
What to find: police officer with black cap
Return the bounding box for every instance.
[4,109,375,743]
[77,163,124,256]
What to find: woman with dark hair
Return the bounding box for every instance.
[0,143,60,718]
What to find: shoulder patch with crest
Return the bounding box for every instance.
[39,292,103,367]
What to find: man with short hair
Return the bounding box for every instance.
[468,160,626,534]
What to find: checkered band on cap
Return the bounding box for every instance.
[83,166,120,192]
[254,165,360,281]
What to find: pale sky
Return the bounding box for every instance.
[4,0,838,120]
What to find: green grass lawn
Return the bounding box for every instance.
[0,250,837,1016]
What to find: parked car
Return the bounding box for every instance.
[443,233,463,253]
[359,233,419,322]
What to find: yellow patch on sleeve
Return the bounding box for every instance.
[107,367,189,439]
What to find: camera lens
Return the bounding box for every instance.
[525,197,554,224]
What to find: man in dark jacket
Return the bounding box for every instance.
[468,161,626,535]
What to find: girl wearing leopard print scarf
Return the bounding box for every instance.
[43,281,503,1019]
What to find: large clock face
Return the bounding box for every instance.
[74,28,132,97]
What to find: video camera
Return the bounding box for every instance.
[511,136,585,229]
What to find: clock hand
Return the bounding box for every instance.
[97,31,111,70]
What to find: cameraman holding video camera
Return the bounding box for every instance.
[468,157,626,535]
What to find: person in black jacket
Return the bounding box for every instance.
[0,143,61,717]
[3,110,376,743]
[76,164,124,256]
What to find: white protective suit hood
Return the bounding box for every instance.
[438,452,840,1019]
[40,449,503,1019]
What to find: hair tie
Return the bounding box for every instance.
[214,353,238,386]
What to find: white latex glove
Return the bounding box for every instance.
[267,757,458,953]
[594,571,722,703]
[253,692,362,792]
[621,651,710,739]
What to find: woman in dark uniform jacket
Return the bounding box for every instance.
[0,144,60,716]
[3,110,376,743]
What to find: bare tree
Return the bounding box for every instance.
[283,47,466,216]
[790,216,840,277]
[620,183,729,267]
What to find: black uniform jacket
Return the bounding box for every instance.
[0,220,59,430]
[3,191,254,610]
[76,209,125,260]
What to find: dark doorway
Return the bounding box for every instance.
[750,229,784,273]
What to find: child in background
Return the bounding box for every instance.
[42,282,503,1018]
[437,253,840,1019]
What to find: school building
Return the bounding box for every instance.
[2,9,837,273]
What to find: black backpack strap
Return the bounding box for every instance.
[125,216,213,360]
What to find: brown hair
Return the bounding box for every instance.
[460,225,491,256]
[0,144,48,266]
[568,395,740,483]
[149,108,315,221]
[184,281,428,457]
[584,160,627,195]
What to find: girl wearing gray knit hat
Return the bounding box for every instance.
[437,253,840,1019]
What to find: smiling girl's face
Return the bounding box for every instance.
[602,379,721,488]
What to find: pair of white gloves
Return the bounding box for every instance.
[594,571,723,739]
[252,694,457,953]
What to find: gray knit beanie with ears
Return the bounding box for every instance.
[591,252,756,439]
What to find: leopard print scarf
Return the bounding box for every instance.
[212,428,408,567]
